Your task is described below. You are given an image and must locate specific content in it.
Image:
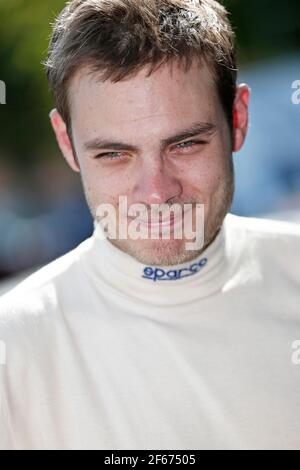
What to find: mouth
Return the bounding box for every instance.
[137,215,176,228]
[135,208,193,229]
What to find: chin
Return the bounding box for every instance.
[113,237,206,266]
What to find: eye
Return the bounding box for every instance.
[174,140,205,152]
[95,152,124,160]
[94,139,206,160]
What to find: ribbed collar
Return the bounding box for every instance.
[80,214,234,309]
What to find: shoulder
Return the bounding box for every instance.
[225,212,300,245]
[224,212,300,278]
[0,236,92,338]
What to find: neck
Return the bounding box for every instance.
[80,214,233,310]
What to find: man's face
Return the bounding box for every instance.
[51,59,248,266]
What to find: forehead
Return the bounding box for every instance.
[68,59,220,141]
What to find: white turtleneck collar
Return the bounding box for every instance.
[80,214,234,308]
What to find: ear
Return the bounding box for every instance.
[232,84,250,153]
[49,108,80,173]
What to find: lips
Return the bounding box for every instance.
[138,211,194,229]
[139,215,175,226]
[126,207,193,230]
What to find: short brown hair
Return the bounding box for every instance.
[44,0,237,136]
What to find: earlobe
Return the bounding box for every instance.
[49,108,81,173]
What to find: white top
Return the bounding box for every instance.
[0,212,300,450]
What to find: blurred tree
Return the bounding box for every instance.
[226,0,300,62]
[0,0,65,170]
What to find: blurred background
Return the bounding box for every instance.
[0,0,300,294]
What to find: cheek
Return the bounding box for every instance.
[179,153,227,197]
[80,161,134,206]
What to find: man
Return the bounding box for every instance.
[0,0,300,450]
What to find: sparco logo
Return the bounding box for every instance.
[142,257,208,281]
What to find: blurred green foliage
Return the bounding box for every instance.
[0,0,65,170]
[0,0,299,170]
[227,0,300,63]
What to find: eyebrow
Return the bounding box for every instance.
[83,121,217,153]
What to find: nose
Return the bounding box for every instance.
[132,157,183,206]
